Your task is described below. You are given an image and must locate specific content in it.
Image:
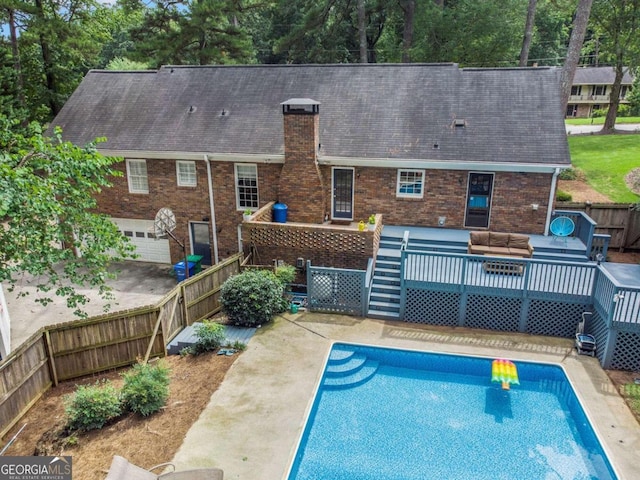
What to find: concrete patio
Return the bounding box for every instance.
[171,311,640,480]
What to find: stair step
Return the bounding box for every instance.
[369,300,401,312]
[370,292,401,303]
[375,267,401,277]
[367,310,401,321]
[407,242,467,253]
[326,354,367,375]
[323,360,379,388]
[372,275,401,286]
[371,283,401,294]
[328,346,357,365]
[377,248,401,258]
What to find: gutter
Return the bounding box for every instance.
[202,155,219,264]
[545,167,561,236]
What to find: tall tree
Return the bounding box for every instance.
[399,0,415,62]
[560,0,594,113]
[0,117,135,316]
[590,0,640,133]
[129,0,257,67]
[519,0,538,66]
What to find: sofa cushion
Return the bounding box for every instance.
[489,232,510,247]
[509,234,530,250]
[487,246,511,255]
[469,245,492,255]
[509,248,532,258]
[470,231,490,246]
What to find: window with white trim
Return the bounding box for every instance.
[396,169,425,198]
[176,161,197,187]
[235,164,259,210]
[126,159,148,193]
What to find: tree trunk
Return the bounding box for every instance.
[519,0,537,67]
[358,0,367,63]
[601,63,625,134]
[7,8,26,110]
[559,0,593,115]
[34,0,61,116]
[400,0,415,63]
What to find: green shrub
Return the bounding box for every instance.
[558,168,577,181]
[617,104,630,117]
[275,263,296,285]
[556,190,572,202]
[220,269,286,327]
[64,380,121,432]
[121,361,171,416]
[191,320,226,355]
[592,108,607,118]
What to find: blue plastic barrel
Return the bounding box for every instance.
[273,202,288,223]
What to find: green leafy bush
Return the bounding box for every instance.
[121,361,171,416]
[190,320,226,355]
[220,269,286,327]
[64,380,121,432]
[275,263,296,285]
[592,108,607,118]
[558,168,577,181]
[617,104,630,117]
[556,190,572,202]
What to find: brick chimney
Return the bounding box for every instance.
[278,99,326,223]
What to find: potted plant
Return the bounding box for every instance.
[243,208,252,221]
[368,214,376,231]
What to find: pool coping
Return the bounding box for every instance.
[170,313,640,480]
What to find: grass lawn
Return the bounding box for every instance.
[566,116,640,125]
[568,134,640,203]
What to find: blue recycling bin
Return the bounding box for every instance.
[174,261,196,282]
[273,202,288,223]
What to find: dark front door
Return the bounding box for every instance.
[190,222,212,266]
[464,173,494,228]
[332,168,354,220]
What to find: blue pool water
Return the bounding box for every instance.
[287,343,617,480]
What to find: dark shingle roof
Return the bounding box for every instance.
[51,64,569,166]
[572,66,634,86]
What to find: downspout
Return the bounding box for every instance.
[545,167,561,236]
[203,155,219,264]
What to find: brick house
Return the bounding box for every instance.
[50,63,570,269]
[566,66,634,118]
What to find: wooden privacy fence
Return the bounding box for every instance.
[557,202,640,251]
[0,253,242,439]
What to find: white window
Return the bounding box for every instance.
[176,161,197,187]
[396,169,425,198]
[126,159,148,194]
[235,164,259,210]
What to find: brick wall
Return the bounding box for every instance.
[278,112,326,223]
[333,167,551,234]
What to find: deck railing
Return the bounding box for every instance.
[552,209,597,255]
[402,251,595,301]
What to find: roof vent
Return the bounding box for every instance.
[220,109,228,116]
[188,105,196,113]
[453,119,466,128]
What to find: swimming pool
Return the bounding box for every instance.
[287,343,617,480]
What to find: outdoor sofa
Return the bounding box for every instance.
[467,231,534,258]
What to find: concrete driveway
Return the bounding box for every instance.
[3,261,177,351]
[566,123,640,135]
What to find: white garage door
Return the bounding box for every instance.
[112,218,171,264]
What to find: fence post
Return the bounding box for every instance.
[43,330,58,387]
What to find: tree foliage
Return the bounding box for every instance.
[0,117,136,316]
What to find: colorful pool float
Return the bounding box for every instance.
[491,359,520,390]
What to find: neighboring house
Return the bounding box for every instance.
[50,64,570,267]
[566,66,634,118]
